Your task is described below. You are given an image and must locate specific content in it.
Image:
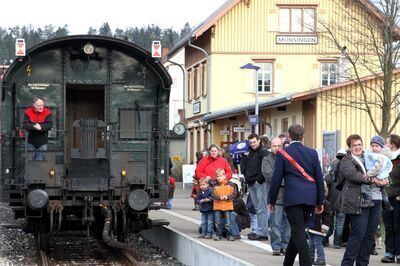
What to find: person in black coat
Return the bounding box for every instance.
[229,179,250,239]
[241,133,270,240]
[268,124,325,266]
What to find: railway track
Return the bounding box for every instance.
[36,231,144,265]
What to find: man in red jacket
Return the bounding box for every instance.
[23,97,53,160]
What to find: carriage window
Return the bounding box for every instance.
[119,108,153,139]
[18,106,58,139]
[119,109,136,139]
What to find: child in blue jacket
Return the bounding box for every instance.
[196,177,214,238]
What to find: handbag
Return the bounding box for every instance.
[278,149,316,183]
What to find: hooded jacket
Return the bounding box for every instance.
[23,106,53,148]
[337,152,373,214]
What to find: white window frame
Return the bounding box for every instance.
[279,6,316,33]
[255,62,273,93]
[321,62,338,86]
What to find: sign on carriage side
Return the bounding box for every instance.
[151,41,162,58]
[15,39,26,56]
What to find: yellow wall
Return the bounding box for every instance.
[316,75,400,150]
[208,0,381,113]
[210,54,321,111]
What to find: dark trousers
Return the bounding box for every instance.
[382,197,400,258]
[341,200,381,266]
[284,204,314,266]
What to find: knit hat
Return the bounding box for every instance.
[370,135,385,148]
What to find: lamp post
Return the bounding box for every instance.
[240,63,260,134]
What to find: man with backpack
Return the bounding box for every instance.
[324,149,347,249]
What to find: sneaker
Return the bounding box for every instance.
[361,199,375,208]
[214,235,222,241]
[370,248,378,255]
[280,249,286,255]
[383,201,394,212]
[204,235,212,239]
[381,256,395,263]
[334,245,341,249]
[247,232,257,237]
[313,259,326,265]
[248,234,268,241]
[198,235,205,238]
[272,249,281,256]
[233,235,241,240]
[227,236,235,241]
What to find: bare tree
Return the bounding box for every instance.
[318,0,400,136]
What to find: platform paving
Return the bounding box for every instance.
[148,184,388,266]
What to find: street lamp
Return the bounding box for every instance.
[240,63,260,134]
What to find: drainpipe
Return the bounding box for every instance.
[188,37,212,145]
[166,58,187,163]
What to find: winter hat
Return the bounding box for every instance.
[370,135,385,148]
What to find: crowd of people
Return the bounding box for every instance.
[184,124,400,266]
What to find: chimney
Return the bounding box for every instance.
[162,48,169,63]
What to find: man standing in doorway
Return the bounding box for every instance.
[242,133,270,240]
[268,124,324,265]
[23,97,53,160]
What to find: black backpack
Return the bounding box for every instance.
[327,159,345,191]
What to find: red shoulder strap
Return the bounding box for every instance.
[279,149,316,183]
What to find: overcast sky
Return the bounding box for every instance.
[0,0,228,34]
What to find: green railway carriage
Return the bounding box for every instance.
[0,35,172,249]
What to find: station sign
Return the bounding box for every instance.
[151,41,162,58]
[193,101,201,114]
[233,127,252,133]
[276,35,318,44]
[248,115,259,126]
[15,39,26,56]
[219,130,230,136]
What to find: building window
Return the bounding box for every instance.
[202,62,207,96]
[281,118,288,133]
[321,62,337,86]
[255,62,273,93]
[279,7,316,33]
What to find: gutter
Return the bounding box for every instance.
[203,95,293,123]
[166,58,187,163]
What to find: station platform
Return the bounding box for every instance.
[146,184,387,266]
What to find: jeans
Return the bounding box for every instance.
[200,211,214,236]
[230,212,244,237]
[309,233,325,261]
[250,213,258,234]
[166,199,173,209]
[270,204,290,250]
[248,181,269,237]
[326,211,346,246]
[215,210,231,237]
[382,197,400,258]
[342,200,382,266]
[27,143,47,161]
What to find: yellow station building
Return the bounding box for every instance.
[168,0,400,164]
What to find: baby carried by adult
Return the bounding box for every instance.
[362,136,393,211]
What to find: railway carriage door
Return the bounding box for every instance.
[65,84,107,190]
